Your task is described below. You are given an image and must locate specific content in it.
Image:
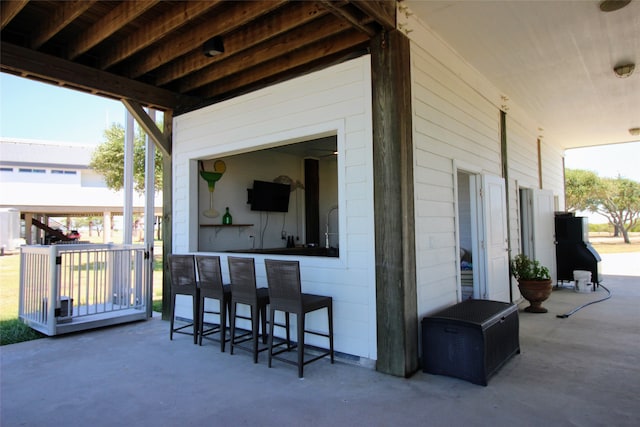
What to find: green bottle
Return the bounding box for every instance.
[222,207,232,225]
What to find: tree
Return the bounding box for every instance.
[594,177,640,243]
[75,216,102,237]
[565,168,602,212]
[90,123,163,194]
[565,169,640,243]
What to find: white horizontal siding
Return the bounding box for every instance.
[540,140,565,209]
[506,116,565,252]
[506,115,539,262]
[507,116,540,189]
[406,7,567,318]
[410,26,502,318]
[172,57,377,360]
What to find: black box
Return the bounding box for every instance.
[421,300,520,386]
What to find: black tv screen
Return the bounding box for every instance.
[250,180,290,212]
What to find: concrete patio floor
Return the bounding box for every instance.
[2,253,638,427]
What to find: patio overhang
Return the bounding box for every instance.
[1,1,637,150]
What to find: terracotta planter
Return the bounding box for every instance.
[518,279,553,313]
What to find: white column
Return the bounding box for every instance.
[144,109,156,248]
[24,213,33,245]
[103,211,112,243]
[144,109,156,317]
[123,111,134,244]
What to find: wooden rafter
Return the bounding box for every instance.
[178,12,351,93]
[30,1,96,49]
[66,0,160,60]
[151,1,323,86]
[202,29,369,100]
[98,1,224,70]
[0,0,28,30]
[127,0,289,80]
[320,1,376,37]
[351,0,396,30]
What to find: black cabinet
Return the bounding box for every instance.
[421,300,520,386]
[555,214,601,284]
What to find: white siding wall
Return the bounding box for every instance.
[506,115,539,262]
[172,57,377,360]
[409,20,502,317]
[540,140,565,209]
[506,113,565,299]
[404,10,566,317]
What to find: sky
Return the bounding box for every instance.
[0,73,125,145]
[1,72,639,180]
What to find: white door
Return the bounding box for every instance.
[532,189,556,285]
[480,174,510,302]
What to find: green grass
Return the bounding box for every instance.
[0,254,45,345]
[0,319,45,346]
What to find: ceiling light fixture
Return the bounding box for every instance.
[203,36,224,57]
[613,63,635,78]
[599,0,632,12]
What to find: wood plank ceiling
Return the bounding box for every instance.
[1,0,395,114]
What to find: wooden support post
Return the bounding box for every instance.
[371,29,419,377]
[161,111,173,321]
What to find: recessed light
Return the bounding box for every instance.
[599,0,632,12]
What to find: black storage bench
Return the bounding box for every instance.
[421,299,520,386]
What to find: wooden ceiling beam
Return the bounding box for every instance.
[128,0,288,80]
[0,42,199,111]
[98,0,223,70]
[201,29,369,100]
[179,13,352,93]
[30,0,96,49]
[67,0,159,60]
[152,1,314,86]
[1,0,28,30]
[350,0,397,30]
[122,99,171,157]
[319,1,377,37]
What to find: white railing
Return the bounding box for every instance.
[19,243,151,336]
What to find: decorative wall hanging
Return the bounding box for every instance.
[199,159,226,218]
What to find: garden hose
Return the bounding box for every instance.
[556,283,612,318]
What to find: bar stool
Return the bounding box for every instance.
[228,256,269,363]
[195,255,232,351]
[264,259,334,378]
[168,254,199,344]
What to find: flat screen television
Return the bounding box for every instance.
[248,180,290,212]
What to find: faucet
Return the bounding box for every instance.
[325,205,339,248]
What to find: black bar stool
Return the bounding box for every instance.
[228,257,269,363]
[168,254,199,344]
[195,255,232,351]
[264,259,334,377]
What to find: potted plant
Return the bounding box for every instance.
[510,253,553,313]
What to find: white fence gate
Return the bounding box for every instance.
[19,244,151,336]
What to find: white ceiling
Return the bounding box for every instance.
[405,0,640,150]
